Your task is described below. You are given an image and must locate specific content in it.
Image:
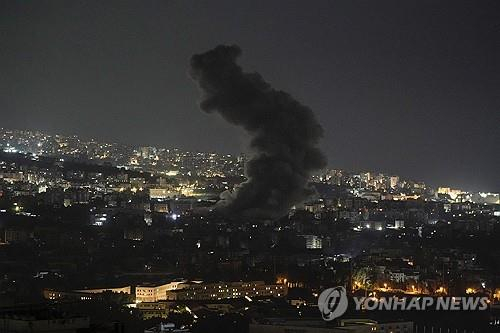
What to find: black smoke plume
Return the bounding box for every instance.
[190,45,327,219]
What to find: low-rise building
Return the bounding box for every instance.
[164,281,287,301]
[136,281,188,303]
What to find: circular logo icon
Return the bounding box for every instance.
[317,286,348,321]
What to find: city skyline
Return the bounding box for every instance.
[1,1,499,192]
[0,126,497,195]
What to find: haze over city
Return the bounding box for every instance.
[1,0,499,191]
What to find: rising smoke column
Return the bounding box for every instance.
[190,45,327,218]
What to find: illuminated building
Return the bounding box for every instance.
[163,281,287,301]
[43,286,131,301]
[135,281,188,303]
[149,188,179,199]
[302,235,323,249]
[390,176,399,189]
[437,187,463,200]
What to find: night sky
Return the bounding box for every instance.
[1,1,499,191]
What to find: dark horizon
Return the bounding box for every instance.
[1,0,499,192]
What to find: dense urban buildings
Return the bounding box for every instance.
[0,128,499,332]
[2,0,499,330]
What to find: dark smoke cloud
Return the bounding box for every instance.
[190,45,327,218]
